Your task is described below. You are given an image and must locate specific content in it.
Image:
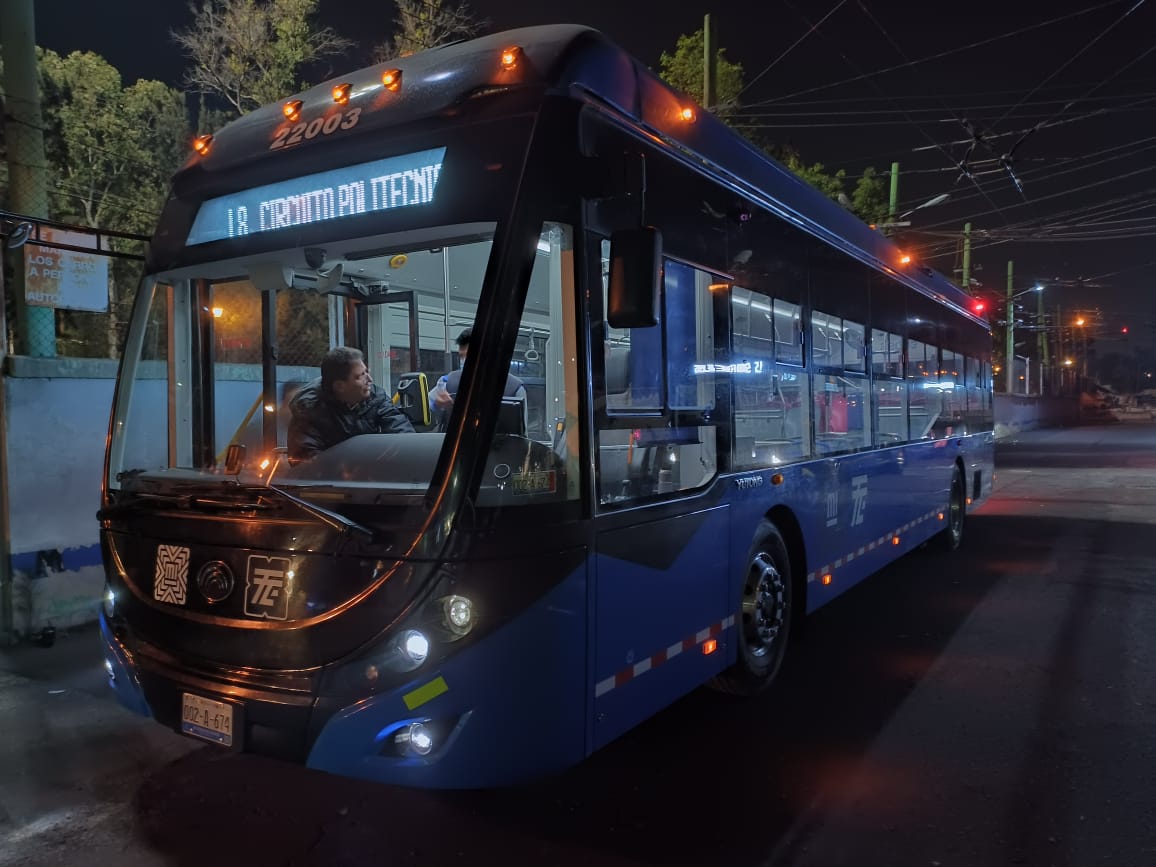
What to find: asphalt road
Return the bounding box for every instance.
[2,424,1154,867]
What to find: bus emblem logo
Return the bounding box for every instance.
[850,475,869,527]
[154,545,190,605]
[244,555,291,620]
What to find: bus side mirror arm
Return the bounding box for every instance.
[607,227,662,329]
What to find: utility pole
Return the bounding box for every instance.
[0,0,55,356]
[1006,260,1015,394]
[703,14,717,111]
[960,222,972,292]
[888,162,899,222]
[1037,288,1049,367]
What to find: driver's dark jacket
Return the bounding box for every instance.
[287,378,413,461]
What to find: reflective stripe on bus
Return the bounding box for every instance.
[594,615,736,697]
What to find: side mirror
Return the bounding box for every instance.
[394,372,431,427]
[607,227,661,329]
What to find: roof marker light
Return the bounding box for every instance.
[192,134,213,156]
[283,99,302,121]
[381,69,402,91]
[500,46,522,69]
[332,82,352,104]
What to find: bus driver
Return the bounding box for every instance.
[287,346,414,461]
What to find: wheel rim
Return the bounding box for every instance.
[948,473,964,543]
[742,552,786,659]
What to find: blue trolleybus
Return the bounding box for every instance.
[100,25,994,788]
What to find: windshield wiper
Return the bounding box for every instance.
[259,483,374,544]
[102,481,374,544]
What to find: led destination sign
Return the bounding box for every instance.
[185,147,446,246]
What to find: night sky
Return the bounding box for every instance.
[32,0,1156,346]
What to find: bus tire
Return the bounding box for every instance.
[936,465,966,552]
[712,521,793,696]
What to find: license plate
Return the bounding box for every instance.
[181,692,235,747]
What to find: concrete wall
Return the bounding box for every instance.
[994,393,1081,439]
[3,357,117,638]
[0,357,320,640]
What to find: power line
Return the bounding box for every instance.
[738,0,849,97]
[988,0,1149,130]
[739,0,1131,109]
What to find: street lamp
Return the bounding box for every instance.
[1005,284,1043,393]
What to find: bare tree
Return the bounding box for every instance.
[374,0,486,63]
[173,0,353,117]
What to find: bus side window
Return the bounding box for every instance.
[596,242,719,504]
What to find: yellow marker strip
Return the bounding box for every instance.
[403,675,449,710]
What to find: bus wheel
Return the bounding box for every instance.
[936,466,966,551]
[713,521,792,696]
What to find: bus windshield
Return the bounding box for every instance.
[107,221,580,510]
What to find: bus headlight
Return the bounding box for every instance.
[102,585,117,619]
[441,595,473,636]
[360,628,431,684]
[400,629,430,666]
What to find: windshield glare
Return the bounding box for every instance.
[110,222,580,509]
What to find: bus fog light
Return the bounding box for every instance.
[394,721,434,756]
[442,595,474,635]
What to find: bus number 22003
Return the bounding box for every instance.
[270,108,362,151]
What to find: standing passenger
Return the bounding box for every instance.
[429,327,526,431]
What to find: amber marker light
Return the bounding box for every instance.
[938,511,945,521]
[192,133,213,156]
[679,106,696,122]
[702,638,718,655]
[381,69,402,91]
[283,99,302,121]
[500,46,522,69]
[822,574,833,586]
[892,536,901,545]
[332,82,352,104]
[771,473,784,485]
[899,253,912,265]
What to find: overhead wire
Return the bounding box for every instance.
[738,0,849,96]
[987,0,1149,131]
[735,0,1130,109]
[846,0,1010,220]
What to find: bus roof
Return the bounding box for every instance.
[182,24,981,323]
